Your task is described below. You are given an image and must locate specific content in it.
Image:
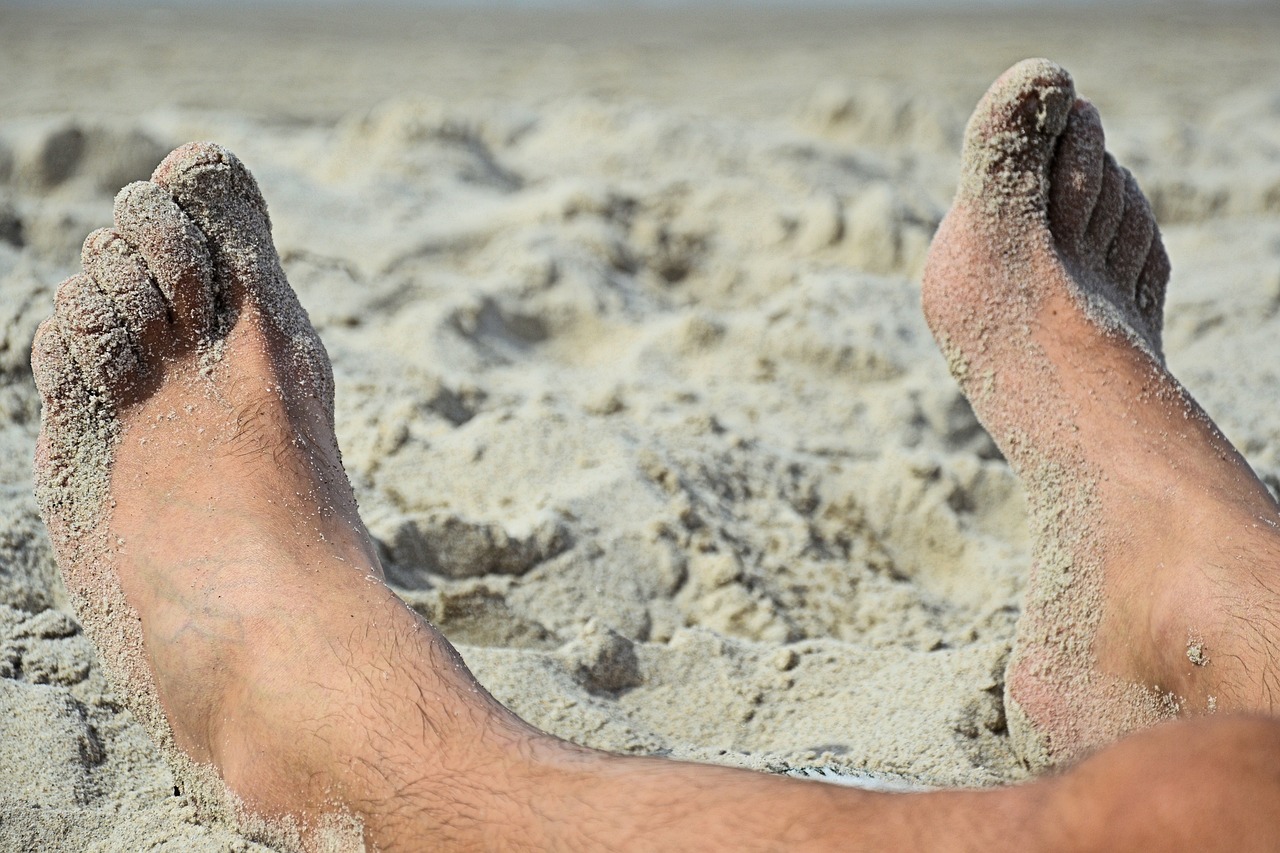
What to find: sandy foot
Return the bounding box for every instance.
[30,143,534,848]
[923,59,1280,767]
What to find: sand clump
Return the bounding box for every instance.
[2,6,1280,850]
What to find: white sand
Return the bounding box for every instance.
[1,4,1279,848]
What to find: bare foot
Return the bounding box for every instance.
[922,60,1280,767]
[31,143,541,848]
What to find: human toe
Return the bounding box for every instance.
[1106,174,1156,290]
[151,142,279,307]
[958,58,1076,213]
[81,228,170,350]
[1048,99,1106,249]
[1135,237,1171,334]
[31,316,82,411]
[53,273,138,399]
[1082,156,1127,260]
[112,180,213,338]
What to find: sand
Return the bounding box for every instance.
[2,4,1280,849]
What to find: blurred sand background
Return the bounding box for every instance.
[2,2,1280,848]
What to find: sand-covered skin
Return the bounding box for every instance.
[2,6,1280,850]
[924,55,1280,769]
[922,59,1184,767]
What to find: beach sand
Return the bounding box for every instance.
[2,4,1280,848]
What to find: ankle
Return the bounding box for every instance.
[1141,513,1280,711]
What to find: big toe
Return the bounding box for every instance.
[152,142,335,409]
[151,142,284,330]
[958,58,1076,218]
